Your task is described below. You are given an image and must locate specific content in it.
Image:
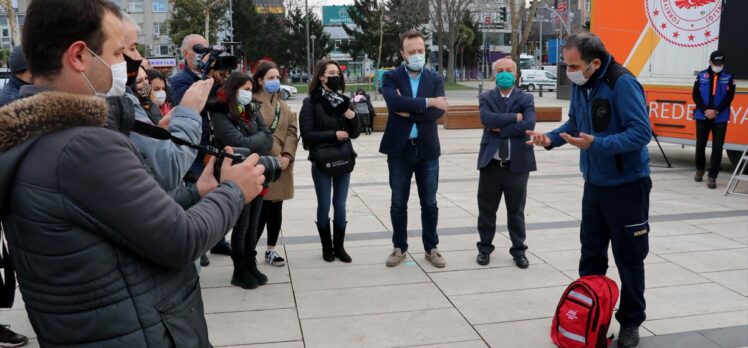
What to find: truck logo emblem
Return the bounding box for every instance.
[646,0,721,48]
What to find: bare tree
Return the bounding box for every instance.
[428,0,446,74]
[430,0,473,83]
[0,0,19,47]
[198,0,228,40]
[508,0,539,74]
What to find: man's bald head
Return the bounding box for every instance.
[181,34,208,71]
[492,58,517,76]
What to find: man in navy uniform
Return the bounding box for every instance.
[692,51,735,189]
[527,33,652,348]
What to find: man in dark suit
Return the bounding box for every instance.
[476,57,537,268]
[380,30,449,268]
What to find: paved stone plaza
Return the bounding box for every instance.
[2,91,747,347]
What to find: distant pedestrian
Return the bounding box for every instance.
[692,50,735,189]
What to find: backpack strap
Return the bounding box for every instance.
[604,59,634,91]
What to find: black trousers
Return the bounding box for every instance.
[695,119,728,178]
[476,160,529,257]
[257,200,283,247]
[579,177,651,327]
[231,196,263,259]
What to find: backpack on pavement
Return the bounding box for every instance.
[551,275,620,348]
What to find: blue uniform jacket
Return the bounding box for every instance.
[379,65,445,160]
[548,56,651,187]
[693,68,735,124]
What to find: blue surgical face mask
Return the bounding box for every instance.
[406,54,426,71]
[264,79,281,94]
[237,89,253,105]
[495,71,515,89]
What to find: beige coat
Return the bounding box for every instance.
[254,90,298,201]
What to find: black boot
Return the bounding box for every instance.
[333,221,352,263]
[246,254,268,285]
[316,220,335,262]
[231,257,258,289]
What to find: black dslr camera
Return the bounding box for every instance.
[193,44,239,80]
[129,120,281,186]
[213,147,282,187]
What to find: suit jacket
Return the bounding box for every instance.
[379,65,446,160]
[477,87,537,173]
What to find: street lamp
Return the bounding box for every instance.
[543,5,571,68]
[305,0,311,78]
[311,35,317,66]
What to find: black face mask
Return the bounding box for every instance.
[325,76,343,92]
[124,54,143,86]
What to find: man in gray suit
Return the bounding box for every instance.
[476,58,537,268]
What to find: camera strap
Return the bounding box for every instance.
[131,120,243,162]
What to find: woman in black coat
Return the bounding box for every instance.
[300,59,360,263]
[209,72,273,289]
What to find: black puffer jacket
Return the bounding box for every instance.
[299,88,361,160]
[0,91,245,347]
[207,100,273,155]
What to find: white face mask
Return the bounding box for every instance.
[237,89,253,106]
[567,64,592,86]
[153,90,167,105]
[711,65,723,73]
[406,54,426,71]
[81,48,128,97]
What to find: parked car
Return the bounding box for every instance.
[520,69,557,92]
[280,84,297,100]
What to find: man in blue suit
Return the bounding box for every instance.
[380,30,449,268]
[476,58,536,268]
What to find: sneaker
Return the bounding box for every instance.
[617,325,640,348]
[200,254,210,267]
[425,249,446,268]
[386,248,407,267]
[0,325,28,347]
[265,250,286,266]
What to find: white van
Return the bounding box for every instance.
[520,69,557,92]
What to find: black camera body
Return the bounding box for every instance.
[213,147,282,187]
[193,44,239,80]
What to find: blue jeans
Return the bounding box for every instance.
[311,165,351,227]
[388,144,439,253]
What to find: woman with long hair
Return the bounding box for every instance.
[208,72,273,289]
[252,61,299,267]
[146,69,173,117]
[299,59,360,262]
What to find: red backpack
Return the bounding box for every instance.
[551,275,620,348]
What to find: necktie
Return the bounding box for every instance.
[498,97,509,160]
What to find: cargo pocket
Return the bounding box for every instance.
[624,221,650,262]
[157,280,210,348]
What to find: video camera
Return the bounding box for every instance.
[193,44,239,80]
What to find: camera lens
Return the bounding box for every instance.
[258,156,282,184]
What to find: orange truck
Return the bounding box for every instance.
[591,0,747,166]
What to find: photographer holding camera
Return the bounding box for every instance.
[0,1,267,346]
[209,72,275,289]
